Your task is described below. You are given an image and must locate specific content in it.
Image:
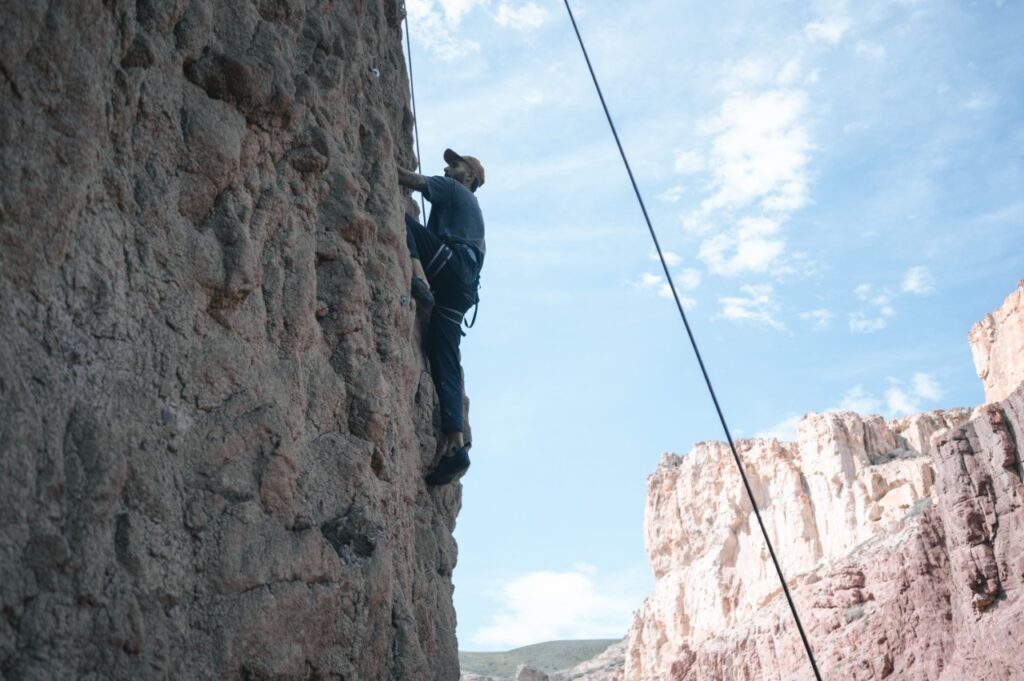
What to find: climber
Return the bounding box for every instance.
[398,148,486,486]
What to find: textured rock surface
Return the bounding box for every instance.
[623,289,1024,680]
[0,2,464,680]
[970,281,1024,403]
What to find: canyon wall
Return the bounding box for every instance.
[624,285,1024,680]
[0,2,464,679]
[970,281,1024,404]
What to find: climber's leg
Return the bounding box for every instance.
[426,306,466,437]
[406,214,446,305]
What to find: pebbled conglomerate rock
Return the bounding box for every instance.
[1,1,464,679]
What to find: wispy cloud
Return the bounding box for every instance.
[756,413,802,441]
[495,2,549,32]
[699,216,787,276]
[800,308,834,330]
[633,271,698,307]
[407,0,485,60]
[805,17,850,44]
[849,313,888,333]
[673,149,706,174]
[834,385,883,414]
[901,265,935,295]
[829,373,944,417]
[848,284,896,333]
[470,566,646,648]
[718,284,785,331]
[911,371,943,401]
[676,268,702,291]
[650,250,683,267]
[684,86,812,277]
[695,90,811,217]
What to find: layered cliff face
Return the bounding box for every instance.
[970,281,1024,404]
[1,2,463,679]
[624,288,1024,681]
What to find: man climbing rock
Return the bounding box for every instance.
[398,148,486,486]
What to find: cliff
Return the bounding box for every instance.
[624,286,1024,680]
[970,281,1024,404]
[0,2,463,679]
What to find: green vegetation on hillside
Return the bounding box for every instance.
[459,639,620,676]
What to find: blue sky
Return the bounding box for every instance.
[403,0,1023,651]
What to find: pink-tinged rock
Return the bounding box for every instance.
[623,285,1024,681]
[0,2,466,679]
[969,281,1024,403]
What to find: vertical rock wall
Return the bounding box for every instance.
[0,1,463,679]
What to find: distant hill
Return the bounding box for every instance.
[459,639,620,676]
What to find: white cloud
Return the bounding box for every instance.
[912,372,943,401]
[800,308,833,330]
[848,312,888,334]
[885,386,919,416]
[660,186,685,203]
[685,88,812,278]
[407,0,484,60]
[495,2,549,32]
[673,150,706,174]
[696,90,811,216]
[849,285,897,333]
[805,18,850,44]
[650,251,683,267]
[830,374,944,418]
[756,413,802,441]
[438,0,485,22]
[634,272,663,291]
[834,385,883,414]
[634,272,671,299]
[676,268,702,291]
[777,58,802,85]
[471,567,646,648]
[964,91,998,111]
[902,266,935,295]
[699,216,786,276]
[633,271,697,305]
[855,41,887,60]
[718,284,785,331]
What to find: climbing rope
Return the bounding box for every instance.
[561,1,824,679]
[403,8,427,220]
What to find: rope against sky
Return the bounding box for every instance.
[403,10,427,221]
[559,0,824,678]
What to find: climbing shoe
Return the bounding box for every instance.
[411,276,434,308]
[425,446,470,486]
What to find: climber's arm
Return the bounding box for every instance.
[397,167,428,193]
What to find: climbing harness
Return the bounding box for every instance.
[561,1,824,679]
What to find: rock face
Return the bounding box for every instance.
[970,281,1024,403]
[1,2,463,680]
[624,289,1024,680]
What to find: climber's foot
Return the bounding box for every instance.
[425,446,470,486]
[411,276,434,308]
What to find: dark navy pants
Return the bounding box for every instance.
[406,215,478,434]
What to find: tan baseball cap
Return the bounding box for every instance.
[444,148,485,189]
